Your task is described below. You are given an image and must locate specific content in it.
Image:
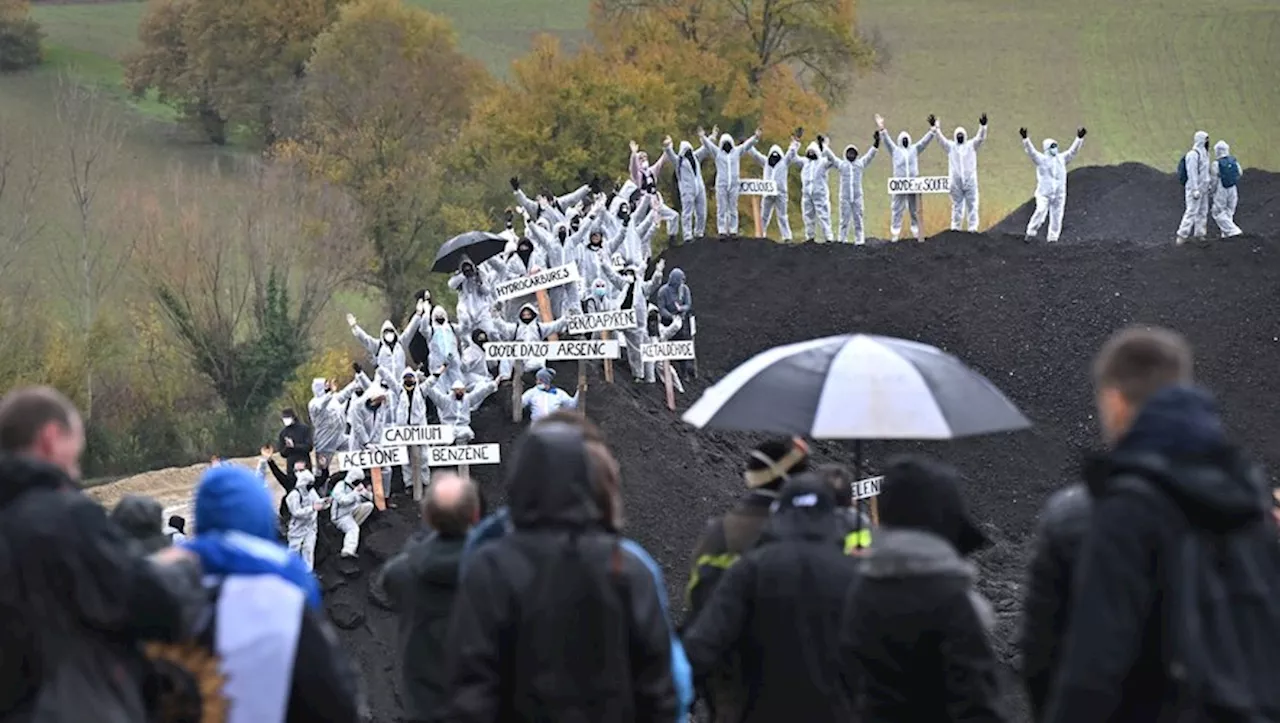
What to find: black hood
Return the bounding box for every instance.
[878,455,989,556]
[0,454,70,510]
[516,240,534,266]
[758,474,845,546]
[415,535,467,589]
[508,421,602,530]
[110,495,170,553]
[1089,385,1266,532]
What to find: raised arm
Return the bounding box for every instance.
[856,144,878,168]
[747,147,768,166]
[448,272,465,291]
[558,184,590,208]
[822,143,845,169]
[465,380,499,411]
[914,125,937,154]
[784,140,800,165]
[1022,135,1044,164]
[1062,131,1086,165]
[347,317,378,355]
[736,130,760,153]
[973,119,989,150]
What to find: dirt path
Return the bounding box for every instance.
[87,456,284,521]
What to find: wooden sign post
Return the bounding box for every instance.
[511,360,524,422]
[536,290,557,341]
[663,361,676,411]
[577,358,587,415]
[642,340,696,413]
[738,179,777,240]
[601,331,615,383]
[410,448,423,502]
[887,176,948,244]
[369,466,386,511]
[752,196,763,238]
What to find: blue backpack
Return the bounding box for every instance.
[1218,157,1241,189]
[1177,156,1189,185]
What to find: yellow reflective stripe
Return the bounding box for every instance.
[684,552,741,603]
[844,529,872,554]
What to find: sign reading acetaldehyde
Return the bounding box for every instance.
[379,424,455,447]
[494,263,581,301]
[887,176,950,195]
[332,445,408,473]
[426,443,502,467]
[641,340,696,362]
[484,340,622,361]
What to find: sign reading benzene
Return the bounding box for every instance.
[851,475,883,500]
[426,443,502,467]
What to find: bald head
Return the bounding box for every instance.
[425,472,480,538]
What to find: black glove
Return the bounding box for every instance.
[872,130,881,148]
[509,176,520,191]
[927,113,937,127]
[1078,127,1087,139]
[351,362,362,375]
[817,134,827,146]
[589,175,601,193]
[1019,127,1028,139]
[979,112,988,126]
[794,127,804,138]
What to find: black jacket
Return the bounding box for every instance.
[278,422,314,468]
[443,421,677,722]
[682,480,861,723]
[0,455,187,719]
[379,529,467,722]
[1018,484,1090,720]
[1044,386,1280,723]
[842,528,1006,723]
[109,495,173,556]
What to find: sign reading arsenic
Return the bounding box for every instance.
[565,310,635,334]
[426,443,502,467]
[333,445,408,473]
[642,340,696,362]
[380,424,455,447]
[738,179,779,197]
[495,264,581,301]
[485,340,621,361]
[852,475,883,500]
[887,176,950,195]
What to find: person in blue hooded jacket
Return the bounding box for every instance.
[657,267,695,379]
[183,464,363,723]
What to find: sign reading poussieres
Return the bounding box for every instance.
[495,264,581,301]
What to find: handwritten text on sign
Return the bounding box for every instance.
[851,475,883,500]
[485,340,621,361]
[738,179,779,197]
[426,443,502,467]
[887,176,950,195]
[380,424,455,447]
[565,310,636,334]
[333,445,408,473]
[495,264,581,301]
[642,340,696,362]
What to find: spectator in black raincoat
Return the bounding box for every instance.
[682,474,861,723]
[841,455,1006,723]
[110,494,173,555]
[684,438,810,723]
[1017,483,1090,720]
[443,419,677,722]
[278,408,314,472]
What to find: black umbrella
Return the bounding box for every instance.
[432,231,508,273]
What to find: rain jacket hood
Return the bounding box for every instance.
[767,144,783,162]
[667,267,685,289]
[805,141,820,158]
[311,378,326,397]
[760,475,845,545]
[517,302,539,324]
[507,421,602,530]
[380,320,397,340]
[1215,140,1231,158]
[1192,130,1209,151]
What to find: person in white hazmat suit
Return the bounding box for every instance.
[747,136,800,241]
[881,116,939,241]
[521,367,579,423]
[601,259,665,382]
[425,378,498,446]
[449,254,504,338]
[284,469,328,570]
[347,382,395,492]
[395,367,432,483]
[509,176,592,227]
[426,305,465,393]
[526,221,580,318]
[934,113,989,232]
[1210,140,1243,238]
[662,136,710,243]
[1176,130,1212,244]
[330,469,375,559]
[642,304,685,391]
[461,328,499,386]
[492,303,570,375]
[824,118,883,244]
[1020,126,1087,243]
[700,126,762,236]
[630,141,680,240]
[796,136,835,243]
[348,315,411,383]
[308,377,361,475]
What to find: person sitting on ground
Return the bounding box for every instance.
[110,494,173,555]
[330,469,375,560]
[377,472,481,723]
[841,455,1005,723]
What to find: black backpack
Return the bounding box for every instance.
[1114,470,1280,721]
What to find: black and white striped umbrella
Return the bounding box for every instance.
[682,334,1031,439]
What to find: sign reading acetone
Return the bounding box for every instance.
[426,443,502,467]
[738,179,779,197]
[565,310,636,334]
[887,176,950,195]
[380,424,455,447]
[851,475,883,500]
[485,340,621,361]
[642,340,696,362]
[332,445,408,472]
[495,264,581,301]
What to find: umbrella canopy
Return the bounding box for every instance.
[431,231,508,273]
[682,334,1031,440]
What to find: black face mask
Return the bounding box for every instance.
[619,211,630,224]
[517,244,533,263]
[589,235,602,247]
[846,149,858,162]
[520,314,535,324]
[462,264,475,277]
[474,335,487,347]
[956,134,966,144]
[721,142,732,152]
[768,153,781,167]
[365,400,379,410]
[683,150,694,164]
[806,152,817,160]
[453,390,465,400]
[901,137,910,148]
[404,380,416,390]
[557,229,567,243]
[571,218,581,233]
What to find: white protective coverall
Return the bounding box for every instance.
[284,470,323,570]
[395,368,431,482]
[701,131,760,236]
[350,318,409,383]
[426,379,498,445]
[748,141,800,241]
[1177,130,1212,242]
[1023,134,1084,242]
[426,306,465,393]
[448,254,505,338]
[527,222,580,318]
[521,371,579,422]
[347,382,395,485]
[330,469,375,558]
[601,260,663,381]
[642,304,684,388]
[1210,140,1243,238]
[936,123,987,232]
[882,127,937,241]
[797,141,834,242]
[824,141,879,244]
[662,140,710,242]
[308,378,359,466]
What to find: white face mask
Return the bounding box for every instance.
[383,332,396,343]
[282,417,294,427]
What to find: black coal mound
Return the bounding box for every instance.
[992,162,1280,244]
[322,221,1280,722]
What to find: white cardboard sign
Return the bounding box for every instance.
[380,424,455,447]
[495,263,581,301]
[565,310,636,334]
[332,445,408,473]
[426,443,502,467]
[642,340,696,362]
[852,475,883,500]
[887,176,950,195]
[485,340,621,361]
[738,179,779,197]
